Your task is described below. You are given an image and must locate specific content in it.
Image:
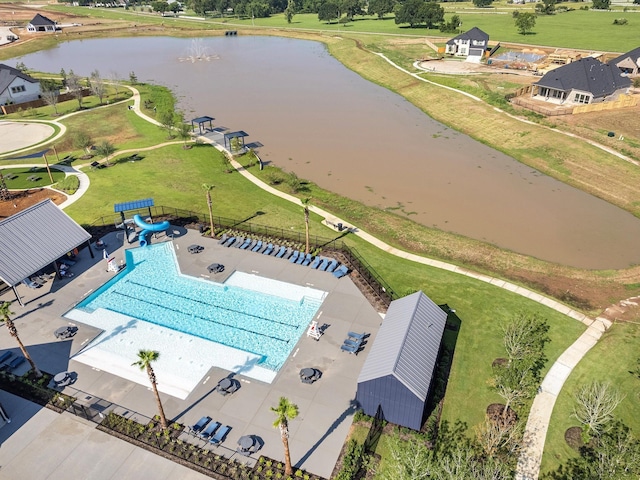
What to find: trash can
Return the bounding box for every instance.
[337,223,343,231]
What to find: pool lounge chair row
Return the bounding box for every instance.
[190,416,231,446]
[0,351,26,371]
[340,331,367,355]
[218,234,350,277]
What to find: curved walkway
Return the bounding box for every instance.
[2,84,607,479]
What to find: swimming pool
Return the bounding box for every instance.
[70,242,325,376]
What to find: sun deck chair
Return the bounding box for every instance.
[22,278,40,289]
[333,265,349,279]
[289,250,300,263]
[8,356,25,370]
[217,233,229,245]
[190,416,212,435]
[251,240,263,252]
[0,351,12,364]
[262,243,274,255]
[318,258,330,271]
[275,246,287,258]
[198,421,221,440]
[239,238,252,250]
[341,343,359,355]
[344,338,362,349]
[232,237,245,248]
[269,244,280,256]
[348,331,366,341]
[295,252,306,265]
[326,259,339,273]
[223,236,236,247]
[310,257,322,269]
[302,253,313,266]
[209,425,231,446]
[282,248,294,259]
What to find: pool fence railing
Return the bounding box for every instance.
[86,205,397,307]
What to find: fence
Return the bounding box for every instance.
[1,89,92,115]
[573,93,638,114]
[87,206,397,306]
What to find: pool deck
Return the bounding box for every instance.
[0,228,383,479]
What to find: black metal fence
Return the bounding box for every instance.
[86,206,397,306]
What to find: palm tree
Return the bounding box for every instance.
[202,184,215,238]
[301,197,311,254]
[0,301,42,378]
[271,396,299,476]
[132,350,168,430]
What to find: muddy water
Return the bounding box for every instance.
[15,36,640,269]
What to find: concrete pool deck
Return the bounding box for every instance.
[0,227,383,478]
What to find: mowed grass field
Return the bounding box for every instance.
[39,2,640,53]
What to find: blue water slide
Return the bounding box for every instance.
[133,214,170,247]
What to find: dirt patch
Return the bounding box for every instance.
[564,426,584,450]
[0,188,66,219]
[486,403,518,427]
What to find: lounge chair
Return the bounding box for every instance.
[198,421,221,440]
[233,237,246,248]
[262,243,274,255]
[59,258,76,266]
[0,351,12,364]
[289,250,300,263]
[275,246,287,258]
[282,248,294,260]
[8,356,25,370]
[269,244,280,256]
[348,331,366,341]
[223,236,236,247]
[310,257,322,269]
[326,260,339,273]
[217,233,229,245]
[341,343,359,354]
[333,265,349,278]
[209,425,231,446]
[22,278,41,289]
[344,338,362,349]
[302,253,313,266]
[251,240,263,252]
[318,258,330,271]
[295,252,306,265]
[239,238,252,250]
[190,416,212,435]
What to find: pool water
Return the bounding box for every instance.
[76,242,325,371]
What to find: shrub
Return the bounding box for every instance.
[613,18,628,24]
[335,439,366,480]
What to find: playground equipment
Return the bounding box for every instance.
[133,214,170,247]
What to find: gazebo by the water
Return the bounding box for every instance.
[191,116,214,134]
[223,131,249,153]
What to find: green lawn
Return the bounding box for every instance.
[540,321,640,474]
[0,166,65,189]
[40,3,640,53]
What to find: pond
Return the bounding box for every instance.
[12,36,640,269]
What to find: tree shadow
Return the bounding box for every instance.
[296,398,359,468]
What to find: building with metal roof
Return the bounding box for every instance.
[356,291,447,431]
[0,200,93,305]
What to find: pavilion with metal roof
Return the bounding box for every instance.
[223,131,249,153]
[356,291,448,430]
[0,200,93,305]
[191,116,214,134]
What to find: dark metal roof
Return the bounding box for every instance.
[0,200,91,287]
[446,27,489,46]
[357,291,447,401]
[223,131,249,140]
[114,198,154,213]
[535,57,631,98]
[0,64,39,96]
[29,13,56,26]
[192,116,214,123]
